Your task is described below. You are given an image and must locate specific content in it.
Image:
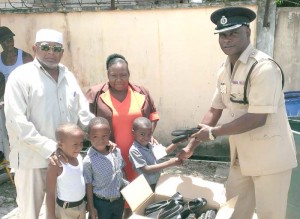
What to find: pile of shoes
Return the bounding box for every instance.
[197,209,217,219]
[144,192,217,219]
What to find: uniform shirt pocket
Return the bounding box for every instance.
[230,82,245,102]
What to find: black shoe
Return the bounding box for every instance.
[144,192,184,216]
[171,128,200,143]
[170,192,184,205]
[202,209,217,219]
[180,198,207,219]
[186,213,197,219]
[171,128,200,137]
[144,200,169,216]
[157,199,183,219]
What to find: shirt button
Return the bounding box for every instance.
[231,113,235,117]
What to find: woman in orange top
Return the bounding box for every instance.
[86,54,160,216]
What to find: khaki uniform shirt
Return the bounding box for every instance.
[4,59,94,169]
[212,44,297,176]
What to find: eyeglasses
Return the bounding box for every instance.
[38,43,63,53]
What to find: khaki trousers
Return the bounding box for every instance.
[15,168,47,219]
[226,165,292,219]
[56,202,86,219]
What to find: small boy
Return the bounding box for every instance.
[129,117,183,191]
[83,117,129,219]
[46,123,86,219]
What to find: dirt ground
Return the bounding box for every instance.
[0,179,16,218]
[0,159,230,218]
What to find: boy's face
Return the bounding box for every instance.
[132,126,152,147]
[88,124,110,150]
[58,130,84,159]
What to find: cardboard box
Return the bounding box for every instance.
[121,173,241,219]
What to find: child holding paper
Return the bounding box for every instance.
[129,117,183,191]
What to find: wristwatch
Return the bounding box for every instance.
[208,128,216,141]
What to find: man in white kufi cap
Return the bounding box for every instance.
[4,28,94,219]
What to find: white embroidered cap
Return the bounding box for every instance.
[35,29,63,44]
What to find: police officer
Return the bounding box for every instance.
[177,7,297,219]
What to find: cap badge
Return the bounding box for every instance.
[220,16,228,25]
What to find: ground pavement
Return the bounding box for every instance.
[0,159,230,218]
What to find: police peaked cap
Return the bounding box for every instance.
[211,7,256,34]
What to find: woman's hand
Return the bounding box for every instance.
[150,136,158,145]
[108,140,117,152]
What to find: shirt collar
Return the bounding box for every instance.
[88,146,113,157]
[133,140,152,150]
[224,44,255,68]
[238,44,255,64]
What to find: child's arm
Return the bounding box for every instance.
[46,163,60,219]
[141,157,182,174]
[86,183,98,219]
[165,143,180,154]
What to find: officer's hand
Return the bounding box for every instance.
[191,124,211,142]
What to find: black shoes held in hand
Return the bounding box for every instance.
[171,127,200,144]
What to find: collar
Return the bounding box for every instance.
[224,44,255,68]
[33,58,67,82]
[238,44,255,64]
[88,146,110,157]
[133,140,153,150]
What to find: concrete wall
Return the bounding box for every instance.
[0,5,260,144]
[274,8,300,92]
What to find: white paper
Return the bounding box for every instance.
[152,144,168,160]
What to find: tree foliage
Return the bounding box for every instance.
[276,0,299,7]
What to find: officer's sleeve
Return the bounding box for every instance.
[247,60,283,114]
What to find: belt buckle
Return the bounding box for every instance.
[109,197,118,202]
[63,201,69,209]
